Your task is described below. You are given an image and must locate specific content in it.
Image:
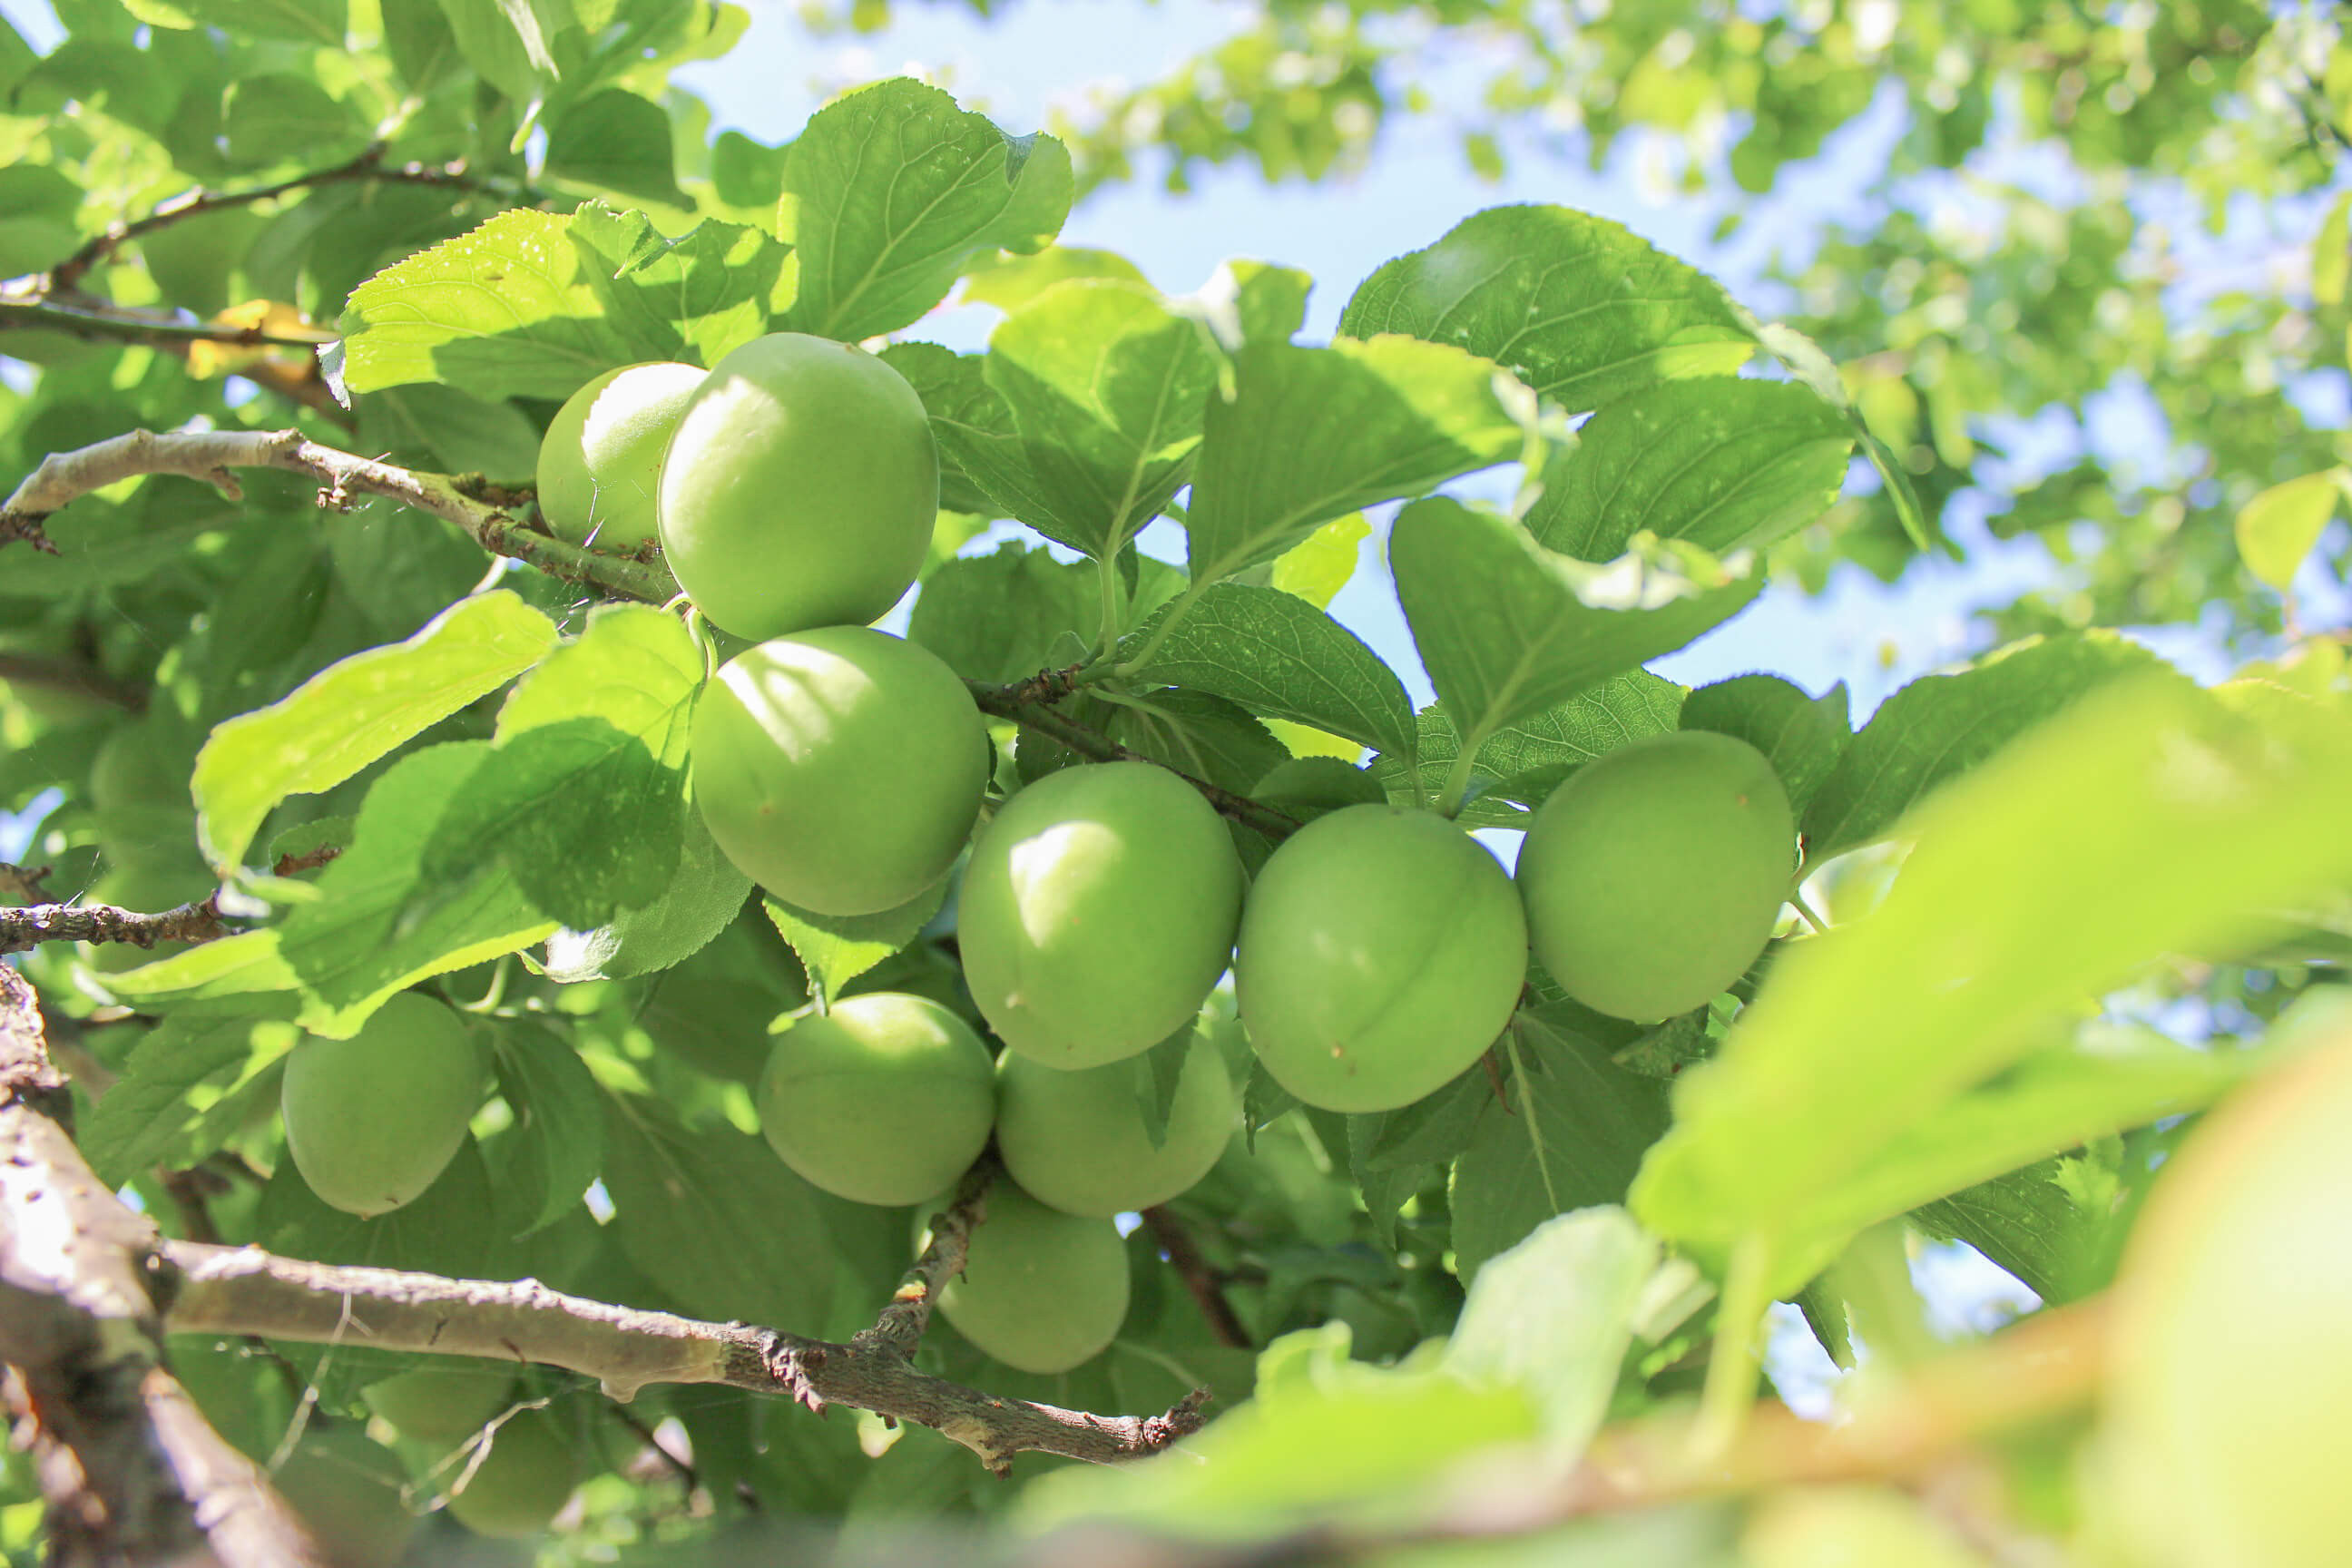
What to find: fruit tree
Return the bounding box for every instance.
[0,4,2348,1566]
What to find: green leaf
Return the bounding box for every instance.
[1131,1021,1196,1152]
[2234,468,2346,591]
[564,201,796,367]
[881,342,1061,525]
[761,880,947,1009]
[985,279,1218,558]
[1339,205,1752,415]
[1242,1058,1300,1149]
[1632,677,2352,1296]
[960,245,1148,311]
[781,78,1073,343]
[271,741,556,1031]
[543,806,750,982]
[158,0,346,44]
[421,603,701,929]
[2313,191,2350,308]
[1800,631,2171,867]
[432,0,555,104]
[1183,338,1521,583]
[193,589,556,873]
[1524,378,1851,563]
[221,74,367,166]
[544,88,688,204]
[1269,514,1370,609]
[601,1096,834,1337]
[381,0,459,90]
[356,381,543,481]
[1118,583,1415,759]
[1444,1206,1661,1460]
[1016,690,1288,796]
[906,540,1095,683]
[1391,497,1759,768]
[487,1019,607,1235]
[1367,677,1685,826]
[1679,675,1851,817]
[337,210,642,401]
[1350,1068,1492,1174]
[78,1015,299,1188]
[1449,1006,1673,1283]
[1909,1156,2088,1306]
[1751,319,1932,553]
[1191,259,1312,350]
[258,1133,500,1280]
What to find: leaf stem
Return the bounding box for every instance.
[1788,888,1830,935]
[1692,1233,1772,1464]
[1501,1022,1561,1213]
[1434,744,1483,819]
[1112,573,1210,679]
[1093,551,1127,659]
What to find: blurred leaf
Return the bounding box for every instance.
[782,77,1073,342]
[1269,513,1369,608]
[433,0,555,104]
[1525,378,1850,563]
[602,1095,834,1336]
[762,880,946,1008]
[1392,497,1758,768]
[2314,191,2350,308]
[1184,338,1521,583]
[488,1019,607,1235]
[1680,674,1851,816]
[1119,582,1415,758]
[1132,1021,1195,1151]
[1450,1005,1673,1282]
[221,74,367,166]
[962,245,1149,311]
[193,590,555,873]
[1340,205,1751,415]
[544,88,689,205]
[1801,631,2171,866]
[1350,1067,1492,1173]
[421,604,701,929]
[1633,678,2352,1294]
[908,540,1095,682]
[1909,1156,2085,1306]
[985,279,1217,558]
[1190,259,1312,350]
[78,1015,298,1188]
[2234,468,2345,591]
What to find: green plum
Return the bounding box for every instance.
[657,331,938,640]
[757,992,996,1206]
[919,1181,1130,1374]
[444,1407,579,1539]
[960,760,1243,1069]
[535,361,705,549]
[1235,804,1526,1113]
[279,993,482,1218]
[1515,730,1793,1021]
[2099,1017,2352,1568]
[270,1424,416,1568]
[691,627,986,916]
[363,1358,516,1443]
[995,1022,1236,1217]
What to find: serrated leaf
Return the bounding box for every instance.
[1449,1006,1673,1283]
[781,78,1073,343]
[1131,1022,1195,1152]
[338,210,644,400]
[881,342,1063,526]
[1632,677,2352,1297]
[1339,205,1752,415]
[565,201,796,368]
[1367,677,1685,825]
[1525,378,1850,563]
[544,88,687,204]
[2234,468,2345,591]
[1183,338,1520,584]
[985,279,1218,559]
[1752,319,1932,552]
[79,1015,299,1188]
[1679,674,1850,817]
[761,881,947,1008]
[1351,1067,1492,1174]
[1016,690,1288,796]
[1909,1156,2084,1305]
[1800,631,2172,866]
[1118,583,1415,758]
[1392,497,1758,769]
[602,1095,833,1335]
[906,540,1096,683]
[488,1020,606,1235]
[544,807,750,982]
[194,589,556,873]
[1611,1009,1715,1080]
[1242,1057,1299,1151]
[420,603,701,929]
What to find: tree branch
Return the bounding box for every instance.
[0,652,148,713]
[0,966,331,1566]
[48,142,516,295]
[0,892,233,956]
[1,862,54,905]
[1142,1207,1253,1349]
[0,289,336,351]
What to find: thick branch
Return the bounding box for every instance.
[0,893,233,956]
[2,426,676,603]
[49,143,513,294]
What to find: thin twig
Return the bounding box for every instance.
[854,1161,996,1362]
[0,862,54,905]
[1142,1207,1252,1349]
[0,652,148,712]
[0,290,335,351]
[604,1401,701,1496]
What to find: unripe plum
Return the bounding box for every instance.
[279,992,481,1218]
[960,761,1243,1069]
[691,627,986,916]
[919,1181,1130,1374]
[535,361,705,549]
[444,1406,579,1539]
[363,1358,515,1443]
[1515,730,1793,1021]
[657,331,938,641]
[995,1023,1236,1217]
[757,992,996,1207]
[1235,803,1525,1113]
[270,1425,416,1568]
[2098,1009,2352,1568]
